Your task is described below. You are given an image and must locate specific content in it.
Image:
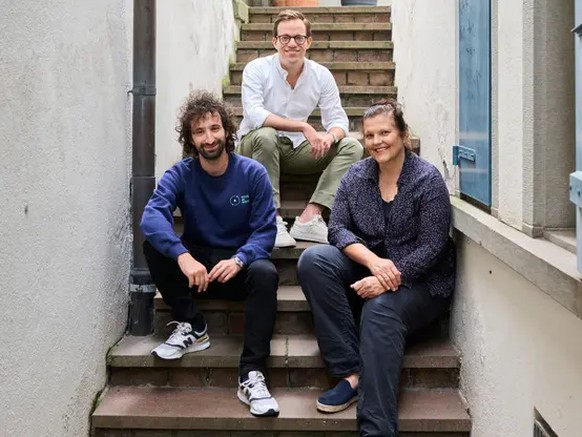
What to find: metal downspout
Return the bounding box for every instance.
[129,0,156,335]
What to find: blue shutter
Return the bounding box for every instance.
[570,0,582,272]
[456,0,492,207]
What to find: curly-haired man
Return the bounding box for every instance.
[140,91,280,417]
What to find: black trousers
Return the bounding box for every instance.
[143,240,279,377]
[297,244,450,437]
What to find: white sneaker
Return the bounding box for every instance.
[289,215,328,244]
[275,216,296,248]
[237,370,280,417]
[151,321,210,360]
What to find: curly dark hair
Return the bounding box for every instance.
[176,91,238,157]
[361,99,412,150]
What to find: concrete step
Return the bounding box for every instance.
[93,386,471,436]
[249,6,391,21]
[225,85,397,107]
[237,41,393,64]
[241,22,391,43]
[108,335,460,390]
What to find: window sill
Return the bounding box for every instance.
[451,196,582,319]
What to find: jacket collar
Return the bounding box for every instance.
[357,151,416,187]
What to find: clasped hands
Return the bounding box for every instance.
[303,124,335,160]
[351,256,402,298]
[177,252,242,293]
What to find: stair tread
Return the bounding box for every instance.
[231,61,395,71]
[242,22,391,31]
[155,285,307,311]
[249,6,391,14]
[237,40,394,49]
[224,85,397,95]
[109,335,459,369]
[93,386,470,432]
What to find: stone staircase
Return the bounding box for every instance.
[91,5,471,436]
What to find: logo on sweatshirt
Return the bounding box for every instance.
[230,194,250,206]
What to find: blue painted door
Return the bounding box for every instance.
[458,0,491,207]
[571,0,582,272]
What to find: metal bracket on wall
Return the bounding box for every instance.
[452,144,476,166]
[569,171,582,207]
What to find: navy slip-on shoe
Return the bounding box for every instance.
[316,379,358,413]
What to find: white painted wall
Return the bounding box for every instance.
[453,236,582,437]
[156,0,237,178]
[0,1,132,436]
[392,0,457,189]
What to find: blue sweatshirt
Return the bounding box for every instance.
[140,153,276,266]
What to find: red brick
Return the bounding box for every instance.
[369,72,392,86]
[347,71,369,86]
[334,50,357,62]
[354,31,373,41]
[309,50,334,62]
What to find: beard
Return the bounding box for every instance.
[197,139,226,161]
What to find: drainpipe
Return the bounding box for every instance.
[129,0,156,335]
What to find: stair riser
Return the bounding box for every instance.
[249,13,390,24]
[155,310,314,337]
[226,93,395,109]
[94,429,469,437]
[237,49,392,63]
[109,367,459,390]
[241,30,391,42]
[230,70,394,87]
[155,309,450,339]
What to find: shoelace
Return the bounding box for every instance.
[165,321,192,343]
[241,373,270,399]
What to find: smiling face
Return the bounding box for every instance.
[272,18,312,69]
[191,112,227,161]
[363,112,407,166]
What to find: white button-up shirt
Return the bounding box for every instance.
[238,54,349,149]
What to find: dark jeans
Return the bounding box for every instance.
[297,245,450,437]
[143,240,279,377]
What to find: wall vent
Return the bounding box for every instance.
[534,410,558,437]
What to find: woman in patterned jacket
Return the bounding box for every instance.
[297,100,455,437]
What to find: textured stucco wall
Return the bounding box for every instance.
[452,236,582,436]
[392,0,457,189]
[0,1,132,436]
[156,0,236,178]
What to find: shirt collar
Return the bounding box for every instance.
[273,54,309,80]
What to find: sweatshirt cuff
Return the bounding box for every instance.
[168,242,189,261]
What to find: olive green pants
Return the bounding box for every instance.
[237,127,363,209]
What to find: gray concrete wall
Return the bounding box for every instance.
[452,235,582,436]
[156,0,236,178]
[0,1,132,435]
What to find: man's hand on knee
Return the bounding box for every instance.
[177,252,209,292]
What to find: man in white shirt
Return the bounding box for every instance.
[237,9,363,248]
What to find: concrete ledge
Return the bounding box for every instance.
[452,197,582,318]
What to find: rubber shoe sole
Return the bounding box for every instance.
[316,395,358,413]
[151,336,211,360]
[237,389,280,417]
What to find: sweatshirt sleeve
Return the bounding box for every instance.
[235,165,276,265]
[140,164,188,260]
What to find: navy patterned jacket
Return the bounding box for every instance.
[328,152,455,298]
